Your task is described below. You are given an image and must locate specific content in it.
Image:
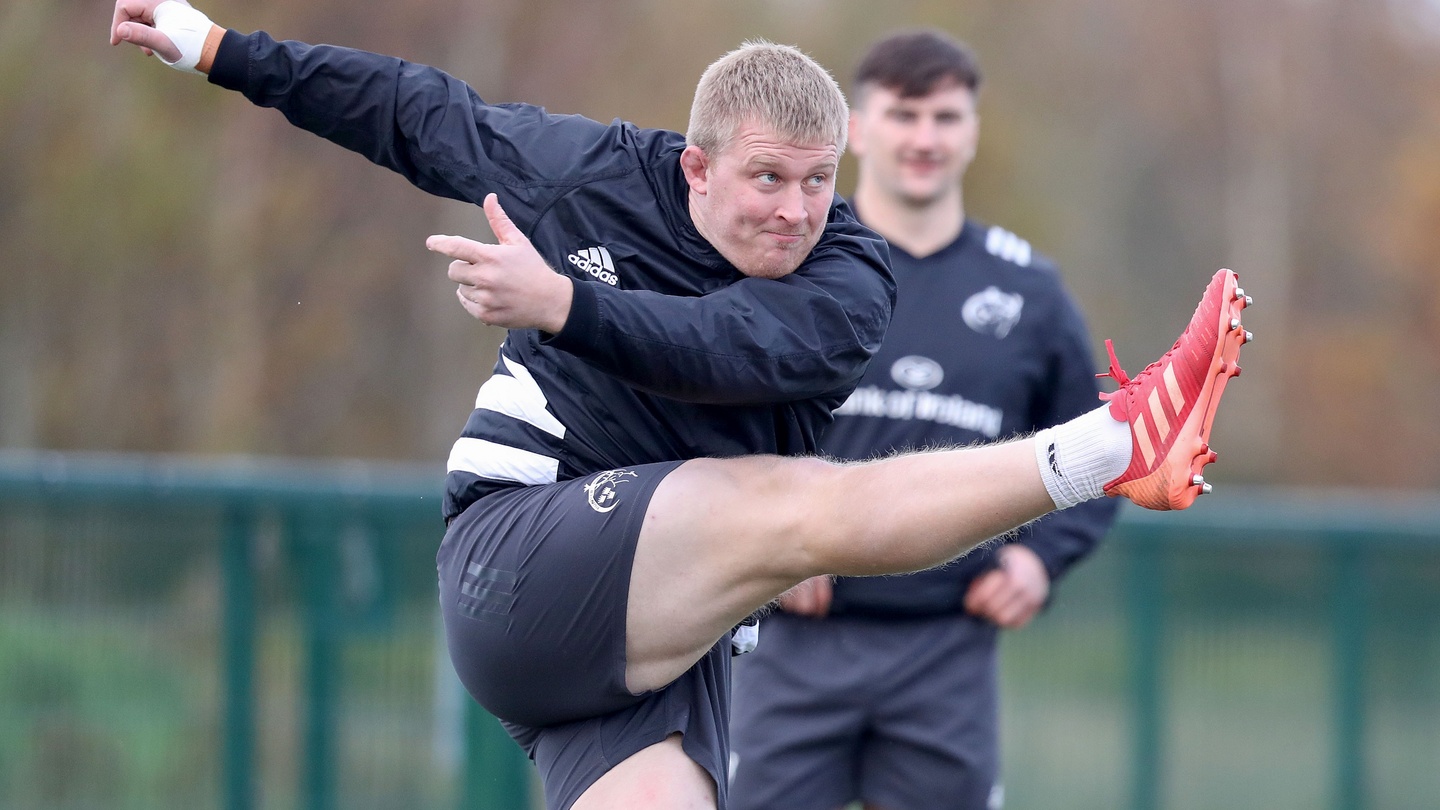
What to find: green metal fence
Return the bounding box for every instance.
[0,451,533,810]
[1000,491,1440,810]
[2,451,1437,809]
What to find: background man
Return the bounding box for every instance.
[730,30,1119,810]
[112,4,1247,809]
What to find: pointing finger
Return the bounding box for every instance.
[427,234,492,264]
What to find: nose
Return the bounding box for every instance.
[774,183,808,226]
[911,117,940,151]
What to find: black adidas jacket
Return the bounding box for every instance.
[206,30,895,520]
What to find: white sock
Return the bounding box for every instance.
[1033,405,1133,509]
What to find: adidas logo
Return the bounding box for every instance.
[567,245,619,286]
[1130,364,1187,469]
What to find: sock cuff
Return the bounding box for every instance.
[1034,406,1133,510]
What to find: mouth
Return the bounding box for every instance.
[765,231,808,246]
[901,158,945,173]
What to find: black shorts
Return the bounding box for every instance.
[729,612,1000,810]
[438,461,732,809]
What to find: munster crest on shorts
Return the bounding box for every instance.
[961,286,1024,339]
[584,469,640,513]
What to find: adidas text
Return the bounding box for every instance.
[568,246,619,286]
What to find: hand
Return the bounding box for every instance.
[112,0,218,74]
[964,544,1050,629]
[111,0,184,62]
[427,194,574,333]
[778,576,834,617]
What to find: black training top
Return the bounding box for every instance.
[819,218,1118,617]
[207,30,895,520]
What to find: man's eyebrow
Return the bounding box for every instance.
[745,155,839,173]
[800,159,839,175]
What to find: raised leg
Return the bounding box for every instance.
[624,437,1053,692]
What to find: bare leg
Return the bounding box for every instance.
[570,734,715,810]
[625,437,1051,692]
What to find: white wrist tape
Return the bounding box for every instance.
[152,1,213,74]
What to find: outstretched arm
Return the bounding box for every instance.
[111,0,489,204]
[110,0,614,228]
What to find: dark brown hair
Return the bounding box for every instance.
[853,29,983,101]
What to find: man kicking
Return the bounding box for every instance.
[111,3,1252,808]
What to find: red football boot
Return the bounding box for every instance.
[1100,268,1251,510]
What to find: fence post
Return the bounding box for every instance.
[1127,534,1165,810]
[222,507,256,810]
[1332,542,1367,810]
[291,507,340,810]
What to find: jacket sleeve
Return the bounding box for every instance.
[1017,277,1119,582]
[543,217,895,405]
[206,29,612,230]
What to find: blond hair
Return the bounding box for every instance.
[687,40,848,156]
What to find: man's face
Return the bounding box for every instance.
[849,81,979,207]
[682,121,839,279]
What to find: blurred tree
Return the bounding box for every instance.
[2,0,1438,487]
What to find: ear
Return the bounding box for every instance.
[847,111,865,159]
[680,145,710,195]
[964,113,981,165]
